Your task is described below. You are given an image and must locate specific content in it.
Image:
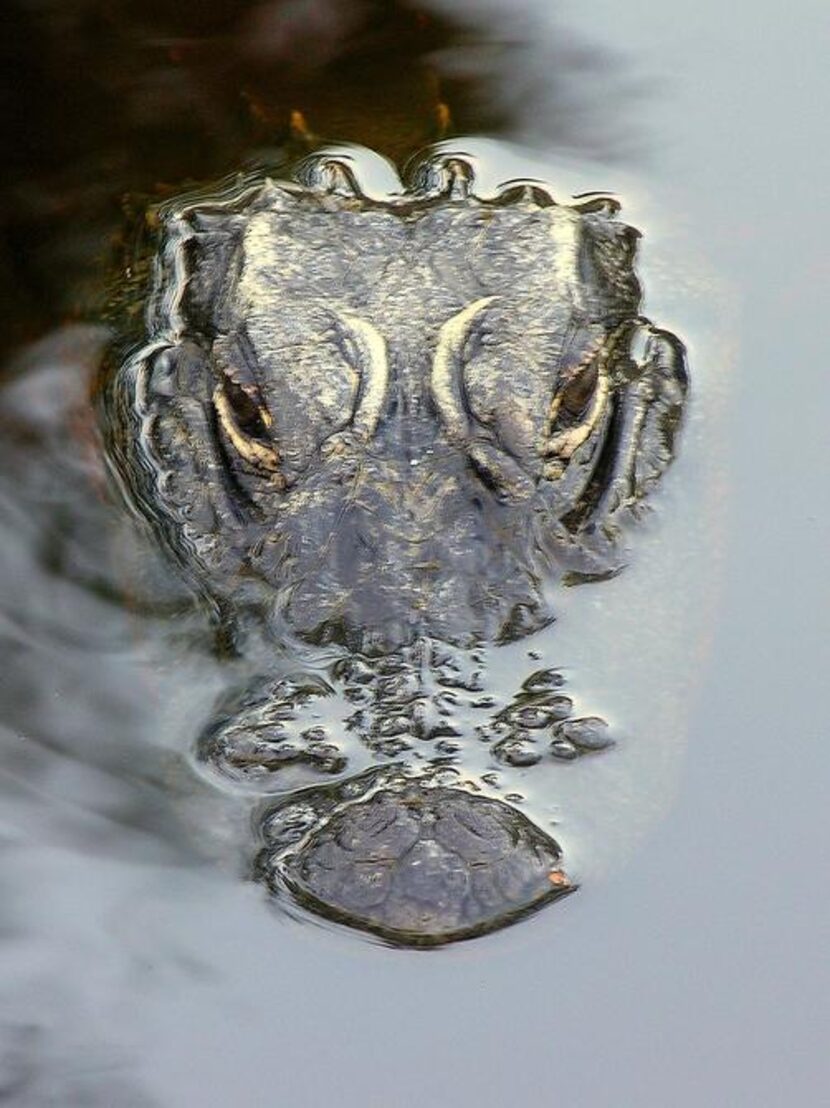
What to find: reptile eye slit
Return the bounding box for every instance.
[220,375,271,442]
[558,361,600,424]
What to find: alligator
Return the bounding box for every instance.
[102,147,688,946]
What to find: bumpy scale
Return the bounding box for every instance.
[103,148,688,945]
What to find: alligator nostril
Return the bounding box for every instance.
[257,778,574,947]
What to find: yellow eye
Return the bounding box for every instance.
[543,344,612,479]
[557,361,600,423]
[213,374,282,480]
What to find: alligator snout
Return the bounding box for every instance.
[257,775,573,946]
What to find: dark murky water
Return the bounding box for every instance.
[1,1,827,1104]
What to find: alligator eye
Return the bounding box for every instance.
[213,374,282,477]
[542,348,611,477]
[557,361,599,424]
[222,375,271,440]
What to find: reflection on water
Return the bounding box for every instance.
[0,0,641,360]
[0,1,687,1091]
[2,0,826,1103]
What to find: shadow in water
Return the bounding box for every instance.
[0,0,646,358]
[0,1,668,1096]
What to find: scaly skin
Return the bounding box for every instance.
[102,147,688,945]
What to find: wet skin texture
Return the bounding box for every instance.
[103,148,688,945]
[258,770,571,947]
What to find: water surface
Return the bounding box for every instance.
[1,1,827,1104]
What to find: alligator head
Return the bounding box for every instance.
[104,148,688,945]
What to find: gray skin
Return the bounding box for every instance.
[257,767,572,947]
[103,148,688,945]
